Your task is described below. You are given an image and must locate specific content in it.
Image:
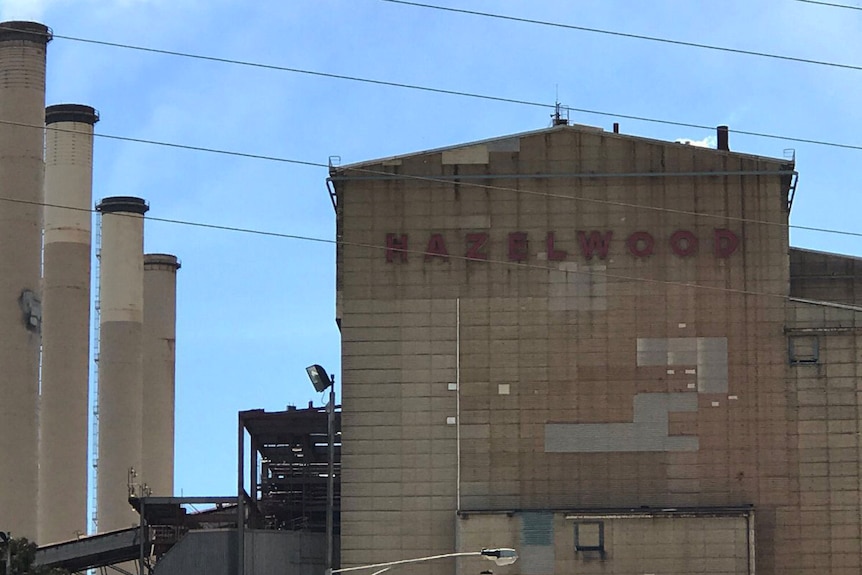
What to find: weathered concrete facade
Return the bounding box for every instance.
[334,124,861,574]
[0,21,51,540]
[39,104,99,545]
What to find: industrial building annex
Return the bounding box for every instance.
[332,121,862,575]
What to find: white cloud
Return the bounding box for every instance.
[0,0,50,21]
[675,136,717,148]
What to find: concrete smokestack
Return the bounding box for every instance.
[717,125,730,151]
[38,104,99,544]
[142,254,181,497]
[95,196,148,532]
[0,20,52,540]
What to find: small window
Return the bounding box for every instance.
[789,335,819,364]
[574,521,604,553]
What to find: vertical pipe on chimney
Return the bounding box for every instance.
[141,253,181,498]
[0,21,52,541]
[95,196,148,533]
[38,104,99,544]
[717,125,730,151]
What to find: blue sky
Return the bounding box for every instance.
[2,0,860,506]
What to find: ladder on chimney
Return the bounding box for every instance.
[90,217,102,534]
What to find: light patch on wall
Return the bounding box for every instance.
[548,263,607,311]
[637,337,728,393]
[544,336,730,453]
[545,393,698,453]
[498,383,510,395]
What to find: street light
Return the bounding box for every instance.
[327,548,519,575]
[306,364,336,574]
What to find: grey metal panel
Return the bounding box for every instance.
[669,338,698,352]
[667,350,698,365]
[247,530,325,575]
[486,137,520,152]
[637,337,729,393]
[519,546,555,575]
[697,337,728,393]
[521,512,553,546]
[548,264,607,312]
[153,529,325,575]
[545,393,698,453]
[154,530,235,575]
[636,338,668,365]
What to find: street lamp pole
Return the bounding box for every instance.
[326,375,335,573]
[326,548,519,575]
[307,364,337,574]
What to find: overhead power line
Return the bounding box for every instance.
[0,194,818,304]
[381,0,862,72]
[0,26,851,153]
[2,118,861,241]
[792,0,862,10]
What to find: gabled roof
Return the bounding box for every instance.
[336,123,792,171]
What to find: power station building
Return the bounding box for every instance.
[332,123,862,574]
[0,20,180,546]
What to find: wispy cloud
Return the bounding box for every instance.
[0,0,50,21]
[675,136,717,148]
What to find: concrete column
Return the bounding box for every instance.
[38,104,99,544]
[142,253,180,497]
[96,196,148,532]
[0,20,51,541]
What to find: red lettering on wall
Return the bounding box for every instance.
[670,230,698,257]
[714,228,740,258]
[546,232,567,261]
[465,232,489,261]
[508,232,528,262]
[626,231,655,257]
[424,234,449,260]
[578,231,613,260]
[386,233,408,263]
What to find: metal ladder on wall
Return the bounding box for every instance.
[90,218,102,534]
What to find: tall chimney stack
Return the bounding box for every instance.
[95,196,148,532]
[38,104,99,544]
[717,125,730,151]
[0,20,52,540]
[142,253,181,498]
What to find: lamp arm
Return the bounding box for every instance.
[329,551,482,575]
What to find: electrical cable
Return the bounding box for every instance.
[0,24,860,152]
[381,0,862,72]
[7,118,861,240]
[792,0,862,10]
[0,193,814,303]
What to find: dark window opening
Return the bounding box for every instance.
[789,335,819,365]
[574,521,604,553]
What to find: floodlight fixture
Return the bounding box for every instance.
[306,364,332,392]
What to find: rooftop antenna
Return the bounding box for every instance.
[551,85,569,126]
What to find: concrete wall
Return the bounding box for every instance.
[96,197,148,532]
[38,104,98,544]
[336,125,797,573]
[456,510,754,575]
[142,254,181,498]
[0,20,51,540]
[790,248,862,306]
[785,300,862,573]
[153,530,325,575]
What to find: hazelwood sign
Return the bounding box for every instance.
[385,229,740,263]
